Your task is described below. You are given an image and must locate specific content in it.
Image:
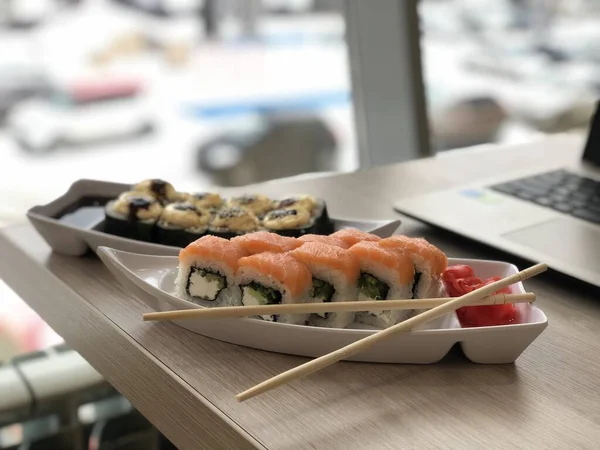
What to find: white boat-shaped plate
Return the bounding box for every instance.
[98,247,548,364]
[26,179,401,256]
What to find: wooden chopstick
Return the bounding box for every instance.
[235,262,548,402]
[143,293,535,322]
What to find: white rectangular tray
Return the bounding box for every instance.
[27,179,401,256]
[98,246,548,364]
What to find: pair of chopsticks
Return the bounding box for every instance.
[144,263,547,402]
[143,293,535,322]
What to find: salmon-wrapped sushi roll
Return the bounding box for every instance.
[237,252,312,325]
[232,231,301,255]
[297,234,350,249]
[291,242,360,328]
[379,236,447,299]
[176,235,248,307]
[331,228,381,247]
[349,241,415,328]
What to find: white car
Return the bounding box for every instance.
[8,80,154,153]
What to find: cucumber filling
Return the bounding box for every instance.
[186,267,227,301]
[241,281,282,321]
[310,277,335,318]
[357,272,390,317]
[357,272,389,300]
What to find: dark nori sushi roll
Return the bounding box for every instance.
[275,195,333,234]
[184,192,224,210]
[262,208,316,237]
[227,194,274,217]
[315,202,334,234]
[172,191,192,203]
[133,178,177,205]
[104,192,162,242]
[209,207,260,239]
[156,202,211,247]
[274,195,316,211]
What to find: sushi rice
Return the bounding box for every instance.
[349,242,415,329]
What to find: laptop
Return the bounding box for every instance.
[394,104,600,288]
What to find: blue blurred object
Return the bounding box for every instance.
[111,0,203,17]
[184,90,350,120]
[223,31,342,48]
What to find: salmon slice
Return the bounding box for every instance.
[349,241,414,285]
[380,235,447,276]
[413,238,447,275]
[380,235,432,261]
[232,231,300,254]
[238,252,312,297]
[297,234,350,249]
[291,242,360,281]
[330,228,381,247]
[179,235,248,272]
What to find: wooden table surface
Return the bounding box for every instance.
[2,133,600,449]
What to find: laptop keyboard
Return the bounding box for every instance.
[491,169,600,224]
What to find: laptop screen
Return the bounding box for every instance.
[583,101,600,166]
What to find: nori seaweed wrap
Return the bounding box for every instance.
[156,202,211,247]
[104,191,162,242]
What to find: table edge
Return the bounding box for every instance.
[0,226,265,450]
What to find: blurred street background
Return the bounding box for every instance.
[1,0,600,447]
[2,0,599,226]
